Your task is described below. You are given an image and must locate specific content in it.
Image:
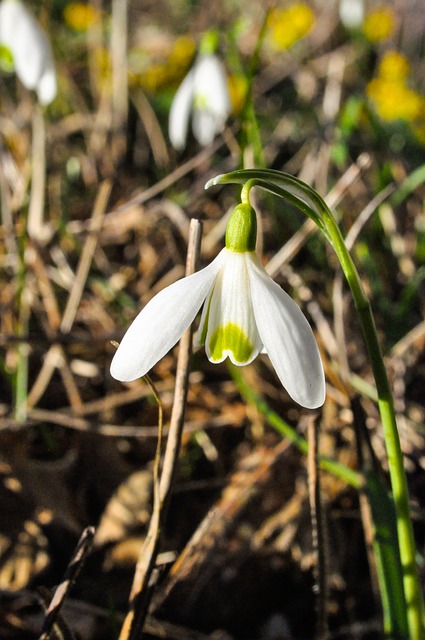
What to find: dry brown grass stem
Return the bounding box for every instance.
[26,181,112,411]
[0,139,19,261]
[110,137,226,215]
[111,0,128,163]
[27,107,48,243]
[307,416,328,640]
[265,153,372,276]
[39,526,95,640]
[119,218,203,640]
[131,90,170,168]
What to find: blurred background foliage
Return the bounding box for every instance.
[0,1,425,639]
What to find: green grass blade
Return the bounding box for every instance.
[366,470,409,638]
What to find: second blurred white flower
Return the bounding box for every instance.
[169,51,230,150]
[0,0,57,104]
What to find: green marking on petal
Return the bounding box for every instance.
[198,293,213,345]
[0,45,14,73]
[208,322,253,364]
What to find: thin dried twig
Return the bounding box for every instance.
[111,0,128,163]
[26,180,112,410]
[158,219,203,501]
[131,90,170,168]
[307,416,328,640]
[0,407,234,437]
[38,526,95,640]
[119,219,203,640]
[27,106,49,243]
[0,138,19,262]
[61,180,112,332]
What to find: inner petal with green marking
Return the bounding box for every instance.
[199,249,263,366]
[208,322,254,364]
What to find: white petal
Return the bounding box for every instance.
[192,54,230,145]
[247,253,325,409]
[339,0,364,29]
[192,109,219,146]
[0,1,49,88]
[37,64,57,104]
[169,68,195,150]
[194,55,230,121]
[110,251,225,381]
[203,250,262,366]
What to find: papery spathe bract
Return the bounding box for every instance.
[0,0,57,104]
[111,204,325,410]
[169,53,230,150]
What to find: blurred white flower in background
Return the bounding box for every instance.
[0,0,57,104]
[339,0,364,30]
[169,33,230,150]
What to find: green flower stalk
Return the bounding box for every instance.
[206,168,424,640]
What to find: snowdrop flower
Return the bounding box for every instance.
[0,0,57,104]
[169,33,230,150]
[111,202,325,409]
[339,0,364,30]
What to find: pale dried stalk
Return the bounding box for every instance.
[27,106,49,243]
[111,0,128,162]
[307,417,328,640]
[39,526,95,640]
[0,138,19,261]
[26,181,111,410]
[119,218,203,640]
[61,180,111,332]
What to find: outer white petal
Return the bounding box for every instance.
[192,109,218,147]
[13,16,46,90]
[37,64,57,104]
[202,250,262,365]
[110,251,225,381]
[169,68,195,150]
[194,55,230,121]
[247,253,325,409]
[192,54,230,145]
[0,0,56,103]
[0,0,41,88]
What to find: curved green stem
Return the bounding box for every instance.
[323,207,424,639]
[206,169,425,639]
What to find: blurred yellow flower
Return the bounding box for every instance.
[227,74,248,115]
[64,2,100,32]
[169,36,196,68]
[363,6,396,42]
[412,120,425,145]
[131,35,196,94]
[267,3,315,50]
[378,50,409,82]
[136,63,169,93]
[366,47,425,132]
[94,47,111,82]
[366,78,422,122]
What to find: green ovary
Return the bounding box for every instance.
[208,322,253,364]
